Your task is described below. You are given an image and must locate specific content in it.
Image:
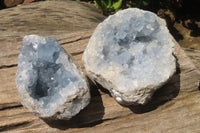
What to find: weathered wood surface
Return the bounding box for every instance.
[184,48,200,70]
[0,30,200,133]
[0,0,105,46]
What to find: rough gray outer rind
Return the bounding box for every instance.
[16,35,90,120]
[82,8,176,105]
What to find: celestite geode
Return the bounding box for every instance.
[16,35,90,120]
[82,8,176,105]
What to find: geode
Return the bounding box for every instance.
[82,8,176,105]
[16,35,90,120]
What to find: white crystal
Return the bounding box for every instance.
[82,8,176,105]
[16,35,90,120]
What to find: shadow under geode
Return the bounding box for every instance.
[43,77,105,130]
[128,56,180,113]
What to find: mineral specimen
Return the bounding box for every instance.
[16,35,90,120]
[82,8,176,105]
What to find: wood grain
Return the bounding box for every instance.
[0,30,200,133]
[0,0,105,46]
[184,48,200,70]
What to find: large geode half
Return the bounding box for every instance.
[16,35,90,120]
[82,8,176,105]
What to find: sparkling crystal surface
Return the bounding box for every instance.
[16,35,90,120]
[83,8,176,105]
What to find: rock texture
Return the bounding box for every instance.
[83,8,176,105]
[16,35,90,120]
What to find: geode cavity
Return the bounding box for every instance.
[82,8,176,105]
[16,35,90,120]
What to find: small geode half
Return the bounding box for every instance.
[16,35,90,120]
[82,8,176,105]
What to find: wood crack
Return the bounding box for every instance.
[0,121,30,132]
[71,51,84,56]
[60,36,90,45]
[0,64,17,69]
[0,104,22,111]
